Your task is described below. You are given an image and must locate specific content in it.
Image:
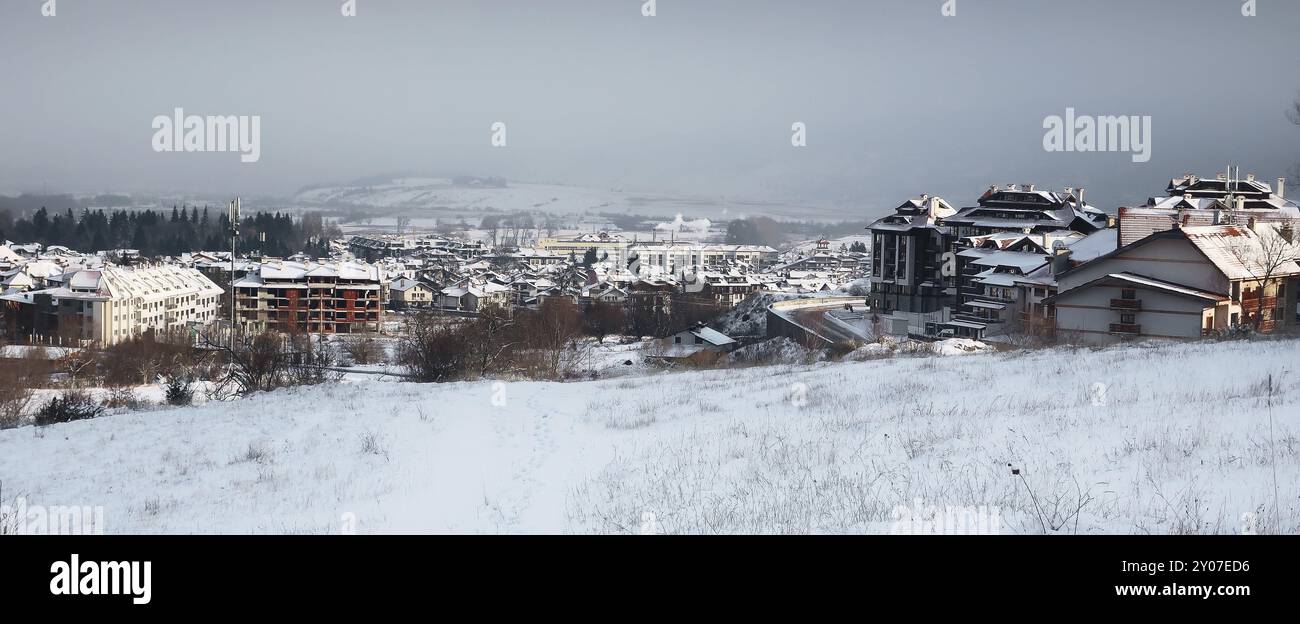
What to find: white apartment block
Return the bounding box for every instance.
[1,265,224,345]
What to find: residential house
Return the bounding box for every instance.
[1049,224,1300,343]
[389,277,437,309]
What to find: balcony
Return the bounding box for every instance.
[1109,298,1141,310]
[1109,323,1141,335]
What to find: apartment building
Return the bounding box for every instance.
[0,265,223,345]
[944,184,1110,238]
[1117,169,1299,247]
[866,194,958,314]
[630,242,779,275]
[539,232,633,268]
[233,260,384,333]
[348,234,487,261]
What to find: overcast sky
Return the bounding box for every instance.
[2,0,1298,215]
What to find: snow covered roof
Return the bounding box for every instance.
[969,250,1051,273]
[1052,272,1229,303]
[1103,273,1228,301]
[1065,228,1118,262]
[1181,225,1300,281]
[9,265,223,303]
[390,277,430,292]
[687,326,735,346]
[255,260,384,282]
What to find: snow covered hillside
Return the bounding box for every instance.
[2,339,1297,534]
[292,177,842,221]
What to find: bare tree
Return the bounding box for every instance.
[583,300,626,343]
[0,361,34,429]
[396,313,472,382]
[468,303,520,377]
[1228,220,1300,331]
[524,298,584,379]
[340,335,383,366]
[55,346,99,389]
[198,327,335,394]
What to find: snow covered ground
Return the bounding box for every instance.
[1,338,1297,535]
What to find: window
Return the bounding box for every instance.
[1121,313,1136,325]
[674,336,681,344]
[1120,289,1136,300]
[695,336,704,345]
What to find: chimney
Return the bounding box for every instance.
[1051,244,1073,276]
[1277,177,1286,199]
[1024,183,1035,192]
[1247,172,1256,183]
[928,195,941,217]
[1235,195,1245,211]
[1076,188,1085,207]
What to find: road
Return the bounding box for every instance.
[790,304,873,345]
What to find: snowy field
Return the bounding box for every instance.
[1,338,1297,534]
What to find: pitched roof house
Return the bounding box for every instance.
[1049,223,1300,342]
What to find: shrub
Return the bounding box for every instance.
[34,391,104,426]
[0,365,34,429]
[102,386,148,410]
[397,314,472,382]
[341,335,383,366]
[163,373,196,406]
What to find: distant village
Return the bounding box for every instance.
[1,166,1298,359]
